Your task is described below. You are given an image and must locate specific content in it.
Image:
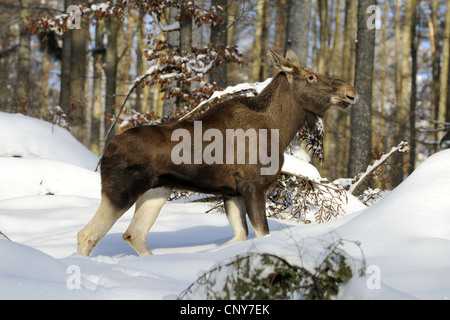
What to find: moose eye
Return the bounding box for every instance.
[307,74,317,84]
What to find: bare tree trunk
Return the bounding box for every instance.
[429,0,441,152]
[342,0,356,83]
[332,0,343,76]
[69,0,89,142]
[439,0,450,150]
[252,0,264,82]
[90,18,105,155]
[211,0,228,87]
[180,7,192,53]
[409,3,419,175]
[226,0,236,85]
[394,0,402,107]
[162,7,179,118]
[274,0,287,56]
[16,0,31,111]
[326,0,344,181]
[104,16,120,145]
[285,0,311,63]
[378,2,388,143]
[135,14,148,113]
[439,0,450,124]
[252,0,269,82]
[348,0,376,180]
[152,9,168,118]
[391,0,416,187]
[317,0,328,74]
[59,0,72,112]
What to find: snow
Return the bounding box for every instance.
[158,21,180,32]
[0,112,98,170]
[179,78,272,120]
[1,111,450,300]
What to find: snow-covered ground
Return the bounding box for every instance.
[1,111,449,300]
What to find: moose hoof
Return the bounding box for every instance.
[222,235,247,246]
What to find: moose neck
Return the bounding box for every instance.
[255,73,318,151]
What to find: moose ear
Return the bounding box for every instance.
[268,50,294,73]
[286,50,301,65]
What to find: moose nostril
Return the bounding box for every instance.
[346,94,358,103]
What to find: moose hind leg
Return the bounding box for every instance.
[241,187,270,238]
[223,196,248,245]
[77,195,129,256]
[123,187,172,256]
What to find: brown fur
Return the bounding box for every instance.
[77,50,358,256]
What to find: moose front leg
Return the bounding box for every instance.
[223,196,248,245]
[241,187,270,238]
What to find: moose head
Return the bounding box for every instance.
[268,50,358,118]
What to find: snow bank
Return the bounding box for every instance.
[0,158,100,201]
[0,112,98,170]
[1,111,450,300]
[335,149,450,299]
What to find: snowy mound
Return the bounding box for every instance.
[0,112,98,170]
[1,111,450,299]
[0,157,100,202]
[334,149,450,299]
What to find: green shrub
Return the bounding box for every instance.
[179,239,364,300]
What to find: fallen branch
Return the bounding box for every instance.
[348,141,410,195]
[0,230,11,241]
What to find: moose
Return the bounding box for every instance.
[77,50,358,256]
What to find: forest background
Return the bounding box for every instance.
[1,0,450,190]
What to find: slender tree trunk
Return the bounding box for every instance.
[69,0,89,142]
[251,0,270,82]
[326,0,344,180]
[104,16,120,145]
[440,1,450,149]
[342,0,356,83]
[285,0,311,63]
[439,0,450,124]
[40,44,51,113]
[252,0,265,82]
[90,18,105,155]
[348,0,376,180]
[409,3,419,175]
[162,7,179,118]
[274,0,287,56]
[394,0,402,107]
[429,0,441,152]
[16,0,31,111]
[60,0,72,112]
[392,0,416,186]
[400,0,415,117]
[226,0,237,84]
[211,0,228,87]
[378,1,388,144]
[136,14,150,113]
[152,9,165,122]
[332,0,343,76]
[180,7,192,53]
[260,0,270,81]
[317,0,328,74]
